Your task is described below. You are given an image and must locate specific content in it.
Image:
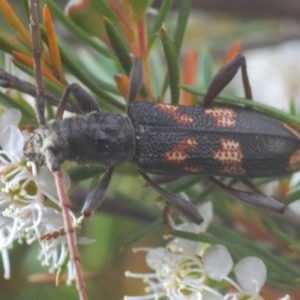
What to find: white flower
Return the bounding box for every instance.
[124,202,280,300]
[0,109,75,283]
[223,256,267,300]
[125,203,223,300]
[125,246,222,300]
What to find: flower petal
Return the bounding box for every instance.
[202,245,233,281]
[37,167,70,199]
[234,256,267,295]
[197,201,213,232]
[0,109,21,131]
[288,199,300,218]
[0,125,24,161]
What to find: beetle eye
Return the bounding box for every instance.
[23,136,35,159]
[23,134,45,165]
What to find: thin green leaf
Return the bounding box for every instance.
[91,0,118,22]
[56,252,70,285]
[160,27,180,104]
[57,38,125,111]
[209,223,300,283]
[181,84,300,127]
[285,187,300,204]
[46,0,112,57]
[129,0,151,15]
[75,51,119,95]
[22,0,30,18]
[0,34,29,54]
[11,61,69,108]
[103,16,132,74]
[122,218,162,249]
[171,229,222,245]
[289,99,297,116]
[198,49,213,89]
[0,90,35,121]
[173,0,192,55]
[148,0,172,50]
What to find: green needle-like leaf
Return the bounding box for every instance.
[160,27,180,104]
[47,0,112,57]
[173,0,193,55]
[148,0,172,50]
[182,84,300,127]
[103,16,132,74]
[0,90,35,121]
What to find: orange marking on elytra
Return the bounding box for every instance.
[213,138,245,175]
[156,103,194,124]
[164,138,198,165]
[165,151,187,163]
[287,149,300,172]
[205,108,237,128]
[283,125,300,172]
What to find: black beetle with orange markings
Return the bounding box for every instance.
[24,53,293,224]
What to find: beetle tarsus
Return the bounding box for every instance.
[209,177,285,213]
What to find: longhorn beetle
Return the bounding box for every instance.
[20,0,300,298]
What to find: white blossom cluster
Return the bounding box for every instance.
[0,108,75,284]
[125,202,290,300]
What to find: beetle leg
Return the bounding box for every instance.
[127,57,143,104]
[140,171,203,224]
[29,0,45,125]
[56,83,100,120]
[57,57,143,119]
[240,177,285,212]
[203,52,252,107]
[79,167,114,220]
[209,177,285,213]
[240,177,266,194]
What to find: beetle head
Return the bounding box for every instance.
[23,125,49,165]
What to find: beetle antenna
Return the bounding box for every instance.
[28,0,45,125]
[28,1,87,298]
[52,167,87,299]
